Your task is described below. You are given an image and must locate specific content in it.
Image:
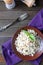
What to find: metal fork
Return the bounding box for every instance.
[0,13,28,32]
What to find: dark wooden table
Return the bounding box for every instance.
[0,0,43,65]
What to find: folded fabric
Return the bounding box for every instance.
[28,9,43,30]
[2,39,22,65]
[2,9,43,65]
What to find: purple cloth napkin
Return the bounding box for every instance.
[28,9,43,30]
[2,9,43,65]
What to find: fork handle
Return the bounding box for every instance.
[0,19,19,32]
